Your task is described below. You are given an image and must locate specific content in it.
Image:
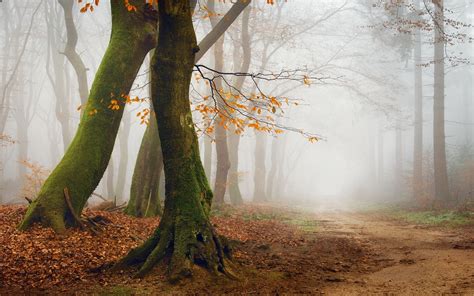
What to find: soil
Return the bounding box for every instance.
[0,205,472,295]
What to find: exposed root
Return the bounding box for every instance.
[63,187,113,235]
[114,221,237,283]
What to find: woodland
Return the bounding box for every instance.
[0,0,473,294]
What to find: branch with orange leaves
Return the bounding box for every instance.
[192,64,337,142]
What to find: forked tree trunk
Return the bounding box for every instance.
[433,0,450,205]
[117,1,233,281]
[128,0,251,208]
[125,112,163,217]
[19,0,157,232]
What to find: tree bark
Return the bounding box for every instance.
[209,0,230,207]
[58,0,89,106]
[265,136,279,200]
[433,0,450,205]
[19,0,157,233]
[377,126,384,189]
[203,136,213,180]
[45,2,73,150]
[128,0,250,207]
[228,7,251,206]
[413,1,423,201]
[395,110,403,197]
[253,131,267,202]
[117,1,233,281]
[107,158,115,200]
[125,112,163,217]
[116,111,131,202]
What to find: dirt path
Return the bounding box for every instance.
[316,211,474,295]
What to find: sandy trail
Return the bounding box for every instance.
[316,211,474,295]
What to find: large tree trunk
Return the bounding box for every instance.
[413,3,423,201]
[128,0,251,207]
[19,0,157,233]
[117,2,232,281]
[209,0,230,207]
[125,113,163,217]
[433,0,450,205]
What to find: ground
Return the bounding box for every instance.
[0,204,473,295]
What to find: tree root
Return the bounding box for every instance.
[63,187,113,235]
[114,221,237,282]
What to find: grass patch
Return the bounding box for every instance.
[286,218,319,232]
[391,210,474,227]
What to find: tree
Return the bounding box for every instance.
[19,0,158,232]
[432,0,450,205]
[45,1,74,150]
[116,0,235,281]
[413,0,424,202]
[125,109,163,217]
[209,0,230,206]
[227,6,252,205]
[58,0,89,107]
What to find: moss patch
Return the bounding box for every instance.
[391,210,474,227]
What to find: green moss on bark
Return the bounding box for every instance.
[117,1,233,282]
[125,113,163,217]
[19,0,158,233]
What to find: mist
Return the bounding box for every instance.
[0,0,473,293]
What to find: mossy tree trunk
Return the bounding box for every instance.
[117,1,232,281]
[125,112,163,217]
[19,0,157,233]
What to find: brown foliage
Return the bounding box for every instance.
[0,205,306,291]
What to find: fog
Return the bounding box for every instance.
[0,0,472,211]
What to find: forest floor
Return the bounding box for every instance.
[0,204,473,295]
